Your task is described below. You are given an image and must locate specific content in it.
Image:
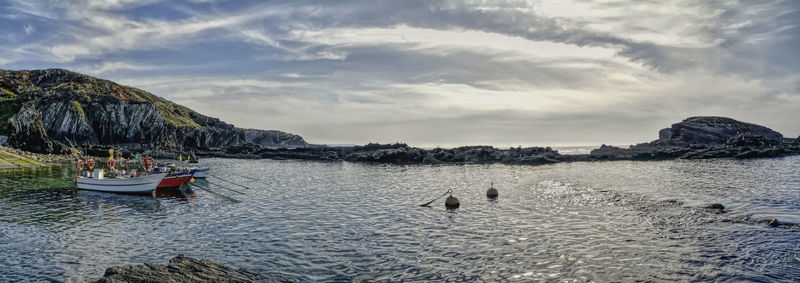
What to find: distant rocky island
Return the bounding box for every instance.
[1,68,798,165]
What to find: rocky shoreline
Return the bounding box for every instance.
[2,69,798,166]
[96,254,293,283]
[3,117,798,167]
[0,144,75,168]
[148,116,800,165]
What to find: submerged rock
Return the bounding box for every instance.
[96,254,293,283]
[766,218,781,227]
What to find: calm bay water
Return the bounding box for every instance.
[1,156,799,282]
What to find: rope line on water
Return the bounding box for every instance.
[206,172,253,190]
[190,183,241,203]
[229,172,260,181]
[420,189,453,207]
[204,179,246,195]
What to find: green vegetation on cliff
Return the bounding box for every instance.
[1,69,200,128]
[70,100,87,123]
[0,68,307,154]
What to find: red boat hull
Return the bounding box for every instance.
[157,175,192,189]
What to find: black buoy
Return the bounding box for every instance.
[486,182,498,199]
[445,195,460,209]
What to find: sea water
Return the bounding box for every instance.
[1,156,798,281]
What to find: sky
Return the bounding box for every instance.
[1,0,798,147]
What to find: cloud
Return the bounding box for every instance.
[0,0,798,145]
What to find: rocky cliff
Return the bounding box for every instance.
[0,68,306,154]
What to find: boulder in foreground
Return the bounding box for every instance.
[96,254,293,283]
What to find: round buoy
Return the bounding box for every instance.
[486,188,498,198]
[445,195,460,209]
[486,182,498,198]
[190,177,195,183]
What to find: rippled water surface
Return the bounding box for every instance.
[1,156,799,282]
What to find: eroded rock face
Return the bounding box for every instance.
[8,106,57,153]
[652,116,783,146]
[0,68,307,153]
[96,254,293,283]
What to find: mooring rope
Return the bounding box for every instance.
[206,172,252,190]
[189,183,241,203]
[420,189,453,207]
[204,179,246,195]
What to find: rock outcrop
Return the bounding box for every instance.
[107,116,799,165]
[626,116,800,160]
[241,128,307,148]
[8,106,58,153]
[651,116,783,146]
[96,254,293,283]
[589,144,632,160]
[251,143,564,165]
[0,69,306,153]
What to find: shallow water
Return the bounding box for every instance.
[1,156,799,282]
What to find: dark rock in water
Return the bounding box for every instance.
[241,128,307,148]
[96,254,293,283]
[618,117,800,161]
[766,218,780,227]
[421,153,443,164]
[652,116,783,147]
[706,203,725,210]
[590,144,632,160]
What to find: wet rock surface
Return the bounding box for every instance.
[96,254,293,283]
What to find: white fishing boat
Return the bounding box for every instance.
[76,170,167,194]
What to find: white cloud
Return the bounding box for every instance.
[1,0,798,145]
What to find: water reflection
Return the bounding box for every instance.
[0,157,798,281]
